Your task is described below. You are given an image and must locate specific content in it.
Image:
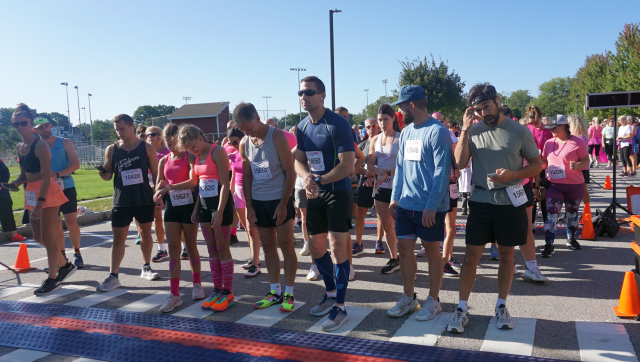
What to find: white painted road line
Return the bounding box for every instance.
[0,284,39,298]
[19,285,86,303]
[390,312,452,346]
[65,289,129,308]
[172,301,214,319]
[117,292,171,312]
[0,349,50,361]
[73,358,108,362]
[480,317,536,356]
[306,306,373,336]
[576,321,639,362]
[236,302,305,327]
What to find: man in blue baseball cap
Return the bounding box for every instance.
[387,85,452,320]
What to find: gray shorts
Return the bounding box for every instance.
[294,188,307,208]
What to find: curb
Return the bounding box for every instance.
[0,210,112,242]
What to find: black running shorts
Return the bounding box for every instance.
[307,190,352,235]
[251,198,295,228]
[111,205,155,228]
[465,201,528,247]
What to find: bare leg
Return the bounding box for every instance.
[182,223,200,273]
[354,206,367,246]
[64,212,81,250]
[424,240,443,299]
[258,226,281,284]
[39,207,62,279]
[138,222,154,264]
[154,208,165,245]
[109,226,130,274]
[398,237,417,296]
[165,222,183,279]
[497,245,515,300]
[276,220,297,287]
[375,200,397,259]
[237,207,260,265]
[458,245,484,301]
[442,208,457,263]
[519,206,536,261]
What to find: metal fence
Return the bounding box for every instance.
[74,140,114,169]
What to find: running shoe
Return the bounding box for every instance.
[495,304,514,329]
[10,233,27,242]
[387,293,419,317]
[448,257,462,270]
[201,288,221,310]
[631,172,637,178]
[566,237,581,250]
[461,209,468,215]
[321,306,348,332]
[447,308,469,333]
[160,294,182,313]
[181,248,189,260]
[489,245,499,260]
[374,240,385,254]
[230,234,239,245]
[352,243,364,257]
[307,265,320,281]
[152,249,169,262]
[381,258,400,274]
[141,264,160,280]
[34,278,62,296]
[280,293,295,312]
[310,293,336,316]
[444,262,459,277]
[295,220,302,229]
[522,268,549,283]
[135,234,141,245]
[241,258,257,269]
[620,172,628,177]
[254,291,283,309]
[96,274,121,292]
[541,243,554,258]
[605,165,612,170]
[300,242,310,256]
[244,264,261,278]
[416,247,426,257]
[212,290,235,311]
[73,253,84,269]
[56,262,77,283]
[349,266,355,281]
[192,283,205,300]
[589,160,596,168]
[416,295,442,321]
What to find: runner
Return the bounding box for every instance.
[527,106,553,232]
[33,118,84,268]
[294,76,356,332]
[134,125,148,246]
[152,123,204,312]
[0,159,27,242]
[146,126,170,262]
[233,103,298,312]
[541,115,589,256]
[617,116,634,177]
[173,124,235,312]
[9,105,71,295]
[602,118,615,169]
[568,114,593,208]
[96,114,161,292]
[449,83,542,333]
[588,117,602,168]
[368,105,401,274]
[386,86,451,319]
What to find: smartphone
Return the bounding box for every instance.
[1,182,19,191]
[95,165,107,173]
[487,172,498,178]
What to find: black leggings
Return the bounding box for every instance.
[0,197,16,233]
[588,144,601,157]
[620,146,633,168]
[604,141,616,162]
[461,192,470,211]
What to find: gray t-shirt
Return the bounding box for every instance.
[468,118,538,205]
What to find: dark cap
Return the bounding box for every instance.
[544,115,568,130]
[391,85,427,105]
[227,127,245,139]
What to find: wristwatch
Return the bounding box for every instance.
[37,197,45,202]
[313,176,323,186]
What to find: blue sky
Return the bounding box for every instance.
[1,1,639,127]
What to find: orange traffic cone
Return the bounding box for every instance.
[580,208,596,240]
[613,271,640,318]
[580,203,592,225]
[603,175,612,190]
[12,244,35,273]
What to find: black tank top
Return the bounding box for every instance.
[18,139,41,173]
[111,141,154,207]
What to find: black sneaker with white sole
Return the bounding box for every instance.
[244,264,261,278]
[34,278,62,296]
[541,243,554,258]
[56,262,77,283]
[152,250,169,262]
[241,258,253,269]
[566,237,581,250]
[381,258,400,274]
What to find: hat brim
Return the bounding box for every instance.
[543,124,558,130]
[390,99,404,106]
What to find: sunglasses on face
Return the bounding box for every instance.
[298,89,322,97]
[366,124,378,129]
[138,133,147,138]
[12,120,30,128]
[146,133,158,137]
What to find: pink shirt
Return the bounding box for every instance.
[588,125,602,145]
[283,130,297,150]
[542,136,588,185]
[228,151,244,186]
[527,124,553,151]
[156,147,170,160]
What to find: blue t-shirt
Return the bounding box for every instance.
[391,117,452,212]
[50,137,75,189]
[296,109,356,191]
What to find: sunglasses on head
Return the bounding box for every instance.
[298,89,322,97]
[146,133,158,137]
[12,120,30,128]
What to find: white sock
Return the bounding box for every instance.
[181,242,186,249]
[525,260,538,271]
[335,304,345,311]
[457,300,468,312]
[284,285,294,296]
[496,298,507,308]
[327,291,337,298]
[159,244,166,252]
[271,283,281,296]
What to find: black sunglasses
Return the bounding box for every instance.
[298,89,322,97]
[12,121,30,128]
[146,133,158,137]
[138,133,147,138]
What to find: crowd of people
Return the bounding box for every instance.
[3,76,635,334]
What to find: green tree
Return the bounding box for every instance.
[610,23,640,117]
[272,112,308,129]
[132,104,176,125]
[498,90,535,119]
[398,55,466,120]
[87,120,118,141]
[361,93,400,120]
[35,111,70,127]
[536,77,573,117]
[570,53,614,120]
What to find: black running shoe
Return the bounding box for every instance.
[244,264,261,278]
[73,253,84,269]
[381,258,400,274]
[152,250,169,262]
[541,243,554,258]
[34,278,62,296]
[566,238,581,250]
[57,262,77,283]
[230,234,239,245]
[181,248,189,260]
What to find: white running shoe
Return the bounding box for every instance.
[96,274,121,292]
[307,265,320,280]
[416,295,442,321]
[415,247,426,257]
[192,283,205,300]
[160,294,182,313]
[522,268,549,283]
[349,266,355,281]
[141,265,160,280]
[447,308,469,333]
[495,304,514,329]
[300,242,310,256]
[387,293,419,317]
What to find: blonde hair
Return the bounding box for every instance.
[567,114,588,137]
[526,105,543,123]
[591,117,599,127]
[146,126,166,147]
[177,123,208,151]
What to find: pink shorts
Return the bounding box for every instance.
[234,184,246,208]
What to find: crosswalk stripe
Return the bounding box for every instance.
[65,289,129,308]
[0,349,50,361]
[18,285,86,303]
[480,317,536,356]
[73,359,108,362]
[0,284,40,298]
[172,301,214,319]
[576,321,639,362]
[236,302,305,327]
[117,292,170,312]
[306,306,374,336]
[389,312,452,346]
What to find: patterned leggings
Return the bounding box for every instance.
[544,182,584,244]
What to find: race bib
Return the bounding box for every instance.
[121,168,144,186]
[25,191,37,207]
[547,165,566,180]
[54,178,64,190]
[379,176,393,189]
[148,170,154,187]
[449,183,460,199]
[306,151,325,172]
[404,140,422,161]
[199,179,219,198]
[251,161,272,181]
[169,189,194,206]
[506,184,527,207]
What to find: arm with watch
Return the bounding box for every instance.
[306,151,356,196]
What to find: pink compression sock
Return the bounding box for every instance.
[190,255,201,284]
[221,259,234,292]
[231,228,237,236]
[209,257,222,289]
[170,278,180,297]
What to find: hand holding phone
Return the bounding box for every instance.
[1,182,19,191]
[95,165,107,173]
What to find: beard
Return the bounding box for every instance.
[402,111,414,125]
[483,109,501,127]
[40,132,52,139]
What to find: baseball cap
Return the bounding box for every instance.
[391,85,427,105]
[34,118,51,128]
[544,115,568,129]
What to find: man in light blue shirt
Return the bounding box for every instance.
[388,85,452,320]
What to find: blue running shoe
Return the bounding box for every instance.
[135,234,141,245]
[489,245,499,260]
[352,243,364,257]
[375,240,385,254]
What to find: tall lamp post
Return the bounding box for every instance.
[382,79,388,103]
[74,86,82,140]
[61,82,71,124]
[183,97,191,104]
[364,89,369,109]
[329,9,342,111]
[262,96,272,118]
[290,68,306,124]
[82,107,86,131]
[576,94,580,116]
[88,93,94,144]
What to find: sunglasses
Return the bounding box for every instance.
[366,124,378,129]
[298,89,322,97]
[12,120,30,128]
[138,133,147,138]
[146,133,158,137]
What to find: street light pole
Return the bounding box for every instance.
[183,97,191,104]
[576,94,580,116]
[364,89,369,109]
[262,96,272,118]
[88,94,94,144]
[329,9,341,111]
[61,82,70,124]
[290,68,306,124]
[82,107,86,131]
[74,86,82,140]
[382,79,388,102]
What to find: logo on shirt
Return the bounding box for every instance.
[117,156,141,172]
[316,134,326,137]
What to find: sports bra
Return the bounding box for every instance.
[193,144,220,180]
[164,153,191,184]
[18,139,41,174]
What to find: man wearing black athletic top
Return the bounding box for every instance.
[96,114,162,292]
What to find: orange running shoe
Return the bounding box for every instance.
[200,288,221,310]
[212,290,235,311]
